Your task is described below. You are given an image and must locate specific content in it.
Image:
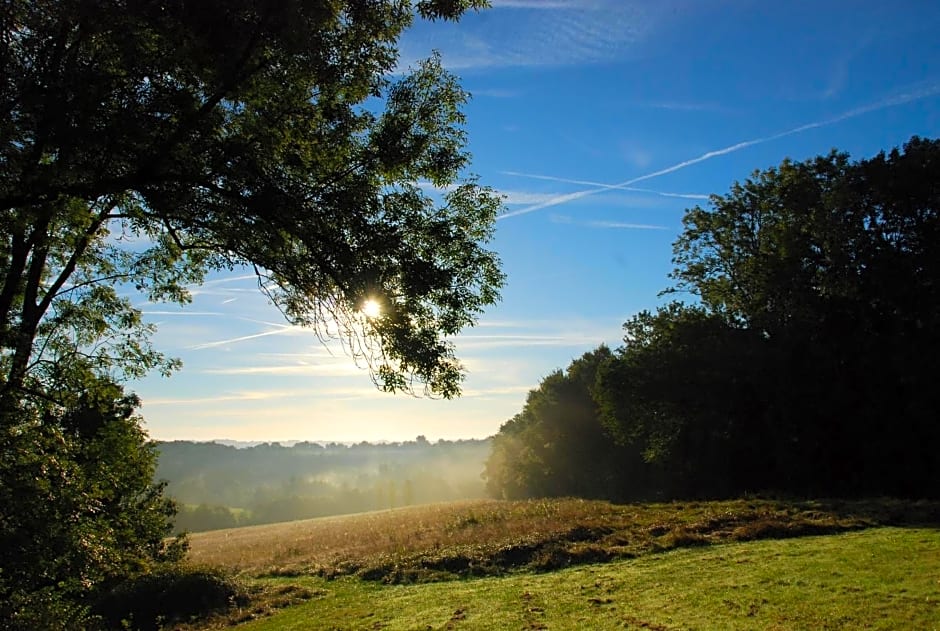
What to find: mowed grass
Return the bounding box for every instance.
[228,528,940,630]
[183,498,940,629]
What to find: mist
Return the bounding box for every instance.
[155,437,492,533]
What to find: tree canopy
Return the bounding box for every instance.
[1,0,503,406]
[486,137,940,501]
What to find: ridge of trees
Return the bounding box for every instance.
[486,137,940,501]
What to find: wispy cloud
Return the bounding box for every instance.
[500,82,940,220]
[416,180,459,193]
[468,87,522,98]
[499,190,569,206]
[203,364,366,377]
[636,100,733,113]
[454,333,613,350]
[550,214,669,231]
[403,1,655,70]
[490,0,578,8]
[144,390,305,406]
[587,220,671,230]
[142,310,225,317]
[195,274,257,286]
[461,385,534,398]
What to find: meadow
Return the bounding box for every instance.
[181,497,940,629]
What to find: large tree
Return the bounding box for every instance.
[617,137,940,497]
[1,1,501,625]
[0,0,503,407]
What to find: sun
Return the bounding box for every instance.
[361,298,382,319]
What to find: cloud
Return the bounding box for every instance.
[416,180,459,193]
[499,190,569,206]
[638,101,732,113]
[490,0,578,8]
[461,385,534,398]
[255,350,344,360]
[142,310,225,317]
[587,221,671,230]
[196,274,258,286]
[500,81,940,220]
[202,363,367,377]
[550,214,669,231]
[468,87,522,98]
[454,333,613,350]
[144,390,306,406]
[402,1,655,70]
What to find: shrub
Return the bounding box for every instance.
[92,565,247,631]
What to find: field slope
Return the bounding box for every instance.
[184,498,940,630]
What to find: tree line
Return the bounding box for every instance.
[485,138,940,502]
[158,438,491,532]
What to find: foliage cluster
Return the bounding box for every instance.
[486,137,940,501]
[0,380,187,629]
[158,438,491,532]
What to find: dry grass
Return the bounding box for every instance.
[185,497,939,583]
[187,499,501,573]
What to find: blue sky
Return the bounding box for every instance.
[133,0,940,443]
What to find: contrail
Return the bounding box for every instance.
[499,82,940,220]
[503,171,709,199]
[189,325,297,350]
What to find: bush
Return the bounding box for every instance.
[92,566,247,631]
[0,384,186,629]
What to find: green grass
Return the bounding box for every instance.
[217,527,940,630]
[180,498,940,629]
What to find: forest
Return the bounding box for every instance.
[157,438,490,532]
[485,138,940,502]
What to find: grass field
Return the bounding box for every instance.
[182,498,940,630]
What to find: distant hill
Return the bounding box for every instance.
[154,437,492,532]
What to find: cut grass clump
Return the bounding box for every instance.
[654,528,710,550]
[729,517,847,541]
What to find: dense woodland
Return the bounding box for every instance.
[485,138,940,502]
[157,438,490,532]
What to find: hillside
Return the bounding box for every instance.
[180,497,940,629]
